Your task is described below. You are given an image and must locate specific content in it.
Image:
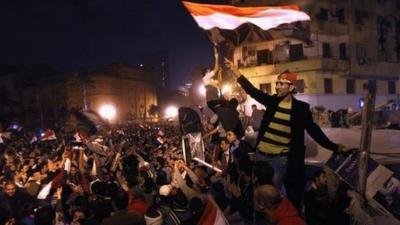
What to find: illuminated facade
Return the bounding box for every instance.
[233,0,400,111]
[16,62,157,127]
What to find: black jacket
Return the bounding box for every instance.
[237,75,338,185]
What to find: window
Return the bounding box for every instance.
[257,49,273,65]
[337,8,345,23]
[368,80,377,93]
[260,83,271,94]
[346,79,355,94]
[339,43,347,59]
[289,44,304,61]
[354,10,369,25]
[356,45,367,65]
[388,81,396,94]
[317,8,329,21]
[295,79,305,93]
[322,43,332,58]
[324,78,333,93]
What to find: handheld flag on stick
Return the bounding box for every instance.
[182,1,310,46]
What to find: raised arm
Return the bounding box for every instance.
[224,58,275,108]
[173,163,199,200]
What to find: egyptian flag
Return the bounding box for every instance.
[197,196,228,225]
[182,1,310,45]
[40,129,57,141]
[74,131,90,143]
[75,110,106,135]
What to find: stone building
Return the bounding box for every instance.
[65,62,158,123]
[1,62,157,128]
[231,0,400,111]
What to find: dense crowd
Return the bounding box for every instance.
[0,119,359,225]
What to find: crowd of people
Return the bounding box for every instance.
[0,122,311,225]
[3,55,399,225]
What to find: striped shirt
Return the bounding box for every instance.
[258,99,292,154]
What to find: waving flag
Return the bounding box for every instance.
[197,196,228,225]
[183,1,310,30]
[41,129,57,141]
[182,1,310,46]
[75,110,106,135]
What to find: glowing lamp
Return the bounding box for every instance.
[165,106,178,118]
[99,104,116,120]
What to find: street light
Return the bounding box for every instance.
[198,84,206,96]
[165,106,178,118]
[99,104,116,121]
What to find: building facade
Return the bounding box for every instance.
[65,62,158,123]
[1,62,157,128]
[232,0,400,111]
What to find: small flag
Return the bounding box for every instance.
[116,129,125,135]
[74,131,89,143]
[30,136,38,144]
[40,129,57,141]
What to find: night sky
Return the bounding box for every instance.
[0,0,217,88]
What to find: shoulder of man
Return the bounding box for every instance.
[292,98,310,109]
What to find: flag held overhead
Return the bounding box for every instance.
[182,1,310,31]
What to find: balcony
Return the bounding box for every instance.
[310,20,349,35]
[239,57,350,77]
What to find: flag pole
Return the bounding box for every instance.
[358,84,376,197]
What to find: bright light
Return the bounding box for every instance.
[198,84,206,96]
[165,106,178,118]
[359,98,365,108]
[221,84,232,95]
[99,104,116,120]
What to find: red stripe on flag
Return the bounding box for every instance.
[182,1,300,17]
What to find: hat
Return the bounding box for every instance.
[277,71,297,85]
[159,184,172,196]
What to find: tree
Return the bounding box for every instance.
[78,71,95,110]
[148,104,159,117]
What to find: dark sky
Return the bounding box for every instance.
[0,0,216,88]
